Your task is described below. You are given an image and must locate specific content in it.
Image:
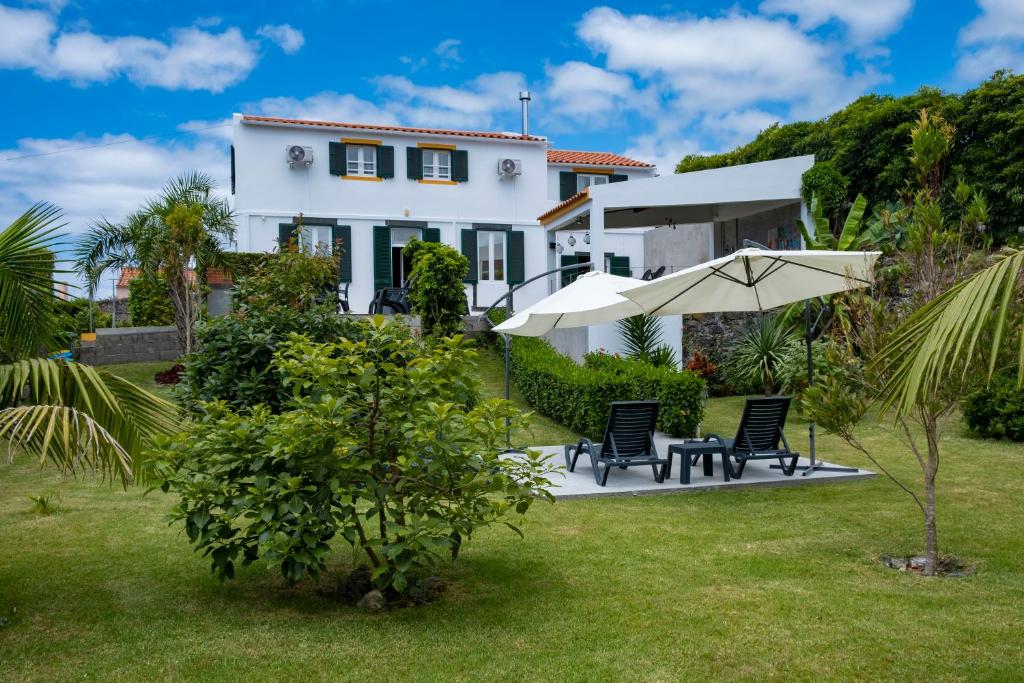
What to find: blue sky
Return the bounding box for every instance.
[1,0,1021,241]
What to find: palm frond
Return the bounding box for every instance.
[0,358,180,484]
[876,248,1024,414]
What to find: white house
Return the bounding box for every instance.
[229,113,656,318]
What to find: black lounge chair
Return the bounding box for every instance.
[641,268,654,281]
[564,401,670,486]
[703,396,800,477]
[651,265,666,279]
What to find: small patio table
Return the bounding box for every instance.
[668,440,731,484]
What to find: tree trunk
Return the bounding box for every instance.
[922,413,941,576]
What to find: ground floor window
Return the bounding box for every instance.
[477,230,505,282]
[300,225,333,255]
[390,227,420,287]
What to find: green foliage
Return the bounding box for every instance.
[180,303,364,413]
[722,315,803,395]
[27,493,59,515]
[231,249,337,313]
[404,240,469,338]
[801,161,849,228]
[157,317,554,595]
[963,374,1024,441]
[677,74,1024,243]
[616,314,677,367]
[127,275,174,326]
[509,337,704,439]
[52,298,111,335]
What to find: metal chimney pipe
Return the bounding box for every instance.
[519,90,531,136]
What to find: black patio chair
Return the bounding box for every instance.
[703,396,800,477]
[641,268,654,281]
[564,401,670,486]
[651,265,666,279]
[338,282,350,313]
[368,287,409,314]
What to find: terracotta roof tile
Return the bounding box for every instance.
[546,149,654,168]
[538,188,591,223]
[117,267,232,288]
[241,115,547,142]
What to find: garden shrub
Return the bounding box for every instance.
[509,338,704,439]
[232,249,337,312]
[157,317,554,598]
[963,375,1024,441]
[127,275,174,326]
[404,240,469,338]
[180,303,364,412]
[53,298,111,336]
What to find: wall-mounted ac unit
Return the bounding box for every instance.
[286,145,314,167]
[497,158,522,177]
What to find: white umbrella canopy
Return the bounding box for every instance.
[619,248,882,314]
[493,270,648,337]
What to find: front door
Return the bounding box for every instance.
[389,227,420,287]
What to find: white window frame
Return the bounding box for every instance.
[346,144,377,177]
[422,148,452,180]
[299,225,333,255]
[577,173,609,192]
[477,230,506,283]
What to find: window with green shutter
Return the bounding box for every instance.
[328,142,346,176]
[461,230,478,284]
[609,173,628,183]
[423,227,441,243]
[377,146,395,178]
[373,225,392,290]
[278,224,295,251]
[559,171,578,200]
[452,149,469,182]
[609,254,630,277]
[560,254,580,286]
[333,225,352,283]
[507,230,525,284]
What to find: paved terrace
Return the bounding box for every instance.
[524,431,875,499]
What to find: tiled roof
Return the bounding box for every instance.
[547,149,655,168]
[117,267,232,288]
[241,115,548,142]
[538,188,591,223]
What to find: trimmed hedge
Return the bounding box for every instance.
[963,376,1024,442]
[509,338,705,440]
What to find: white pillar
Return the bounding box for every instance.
[589,200,606,271]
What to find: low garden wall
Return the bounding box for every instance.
[78,325,181,365]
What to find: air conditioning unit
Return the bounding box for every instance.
[497,158,522,177]
[286,145,314,167]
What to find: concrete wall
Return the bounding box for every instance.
[714,203,802,256]
[643,223,714,275]
[78,326,181,365]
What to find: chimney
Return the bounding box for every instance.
[519,90,531,136]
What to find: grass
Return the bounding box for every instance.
[101,360,178,400]
[1,350,1023,680]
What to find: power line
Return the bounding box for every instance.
[0,122,231,162]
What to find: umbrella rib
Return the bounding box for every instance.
[650,270,721,315]
[774,257,873,285]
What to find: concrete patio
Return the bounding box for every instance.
[525,431,875,499]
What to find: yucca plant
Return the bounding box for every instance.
[617,315,677,368]
[724,314,802,395]
[0,204,178,486]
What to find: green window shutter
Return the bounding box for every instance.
[406,147,423,180]
[609,255,630,277]
[373,226,392,290]
[560,254,579,287]
[329,142,346,176]
[377,145,394,178]
[461,229,478,284]
[609,173,628,183]
[559,171,578,200]
[333,225,352,283]
[452,150,469,182]
[507,230,525,285]
[423,227,441,243]
[278,224,295,251]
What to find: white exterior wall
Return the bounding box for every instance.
[232,115,555,312]
[545,164,656,201]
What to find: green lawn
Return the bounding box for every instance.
[1,351,1023,680]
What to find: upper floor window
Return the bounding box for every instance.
[423,149,452,181]
[346,144,376,177]
[477,230,505,282]
[577,173,609,192]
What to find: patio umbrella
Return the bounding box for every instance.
[618,245,882,475]
[492,270,648,337]
[618,247,881,315]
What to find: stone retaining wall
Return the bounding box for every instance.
[77,326,181,365]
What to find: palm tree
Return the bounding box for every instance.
[0,203,178,485]
[76,171,235,354]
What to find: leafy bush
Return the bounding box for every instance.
[180,303,364,412]
[157,318,554,598]
[404,240,469,338]
[509,337,704,439]
[617,314,678,367]
[232,249,337,313]
[963,375,1024,441]
[53,298,111,336]
[722,315,803,395]
[127,275,175,326]
[801,161,849,228]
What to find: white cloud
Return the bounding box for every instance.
[256,23,304,54]
[544,61,648,120]
[759,0,913,43]
[621,131,701,176]
[433,38,462,64]
[700,108,780,146]
[0,3,294,92]
[956,0,1024,82]
[373,71,526,129]
[252,92,401,126]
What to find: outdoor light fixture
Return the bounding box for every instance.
[583,232,590,244]
[556,244,564,254]
[568,235,576,247]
